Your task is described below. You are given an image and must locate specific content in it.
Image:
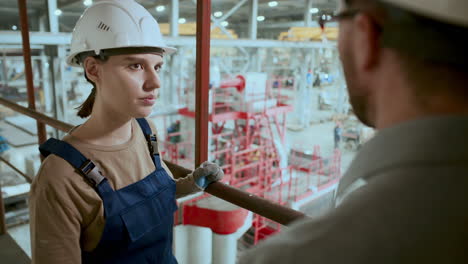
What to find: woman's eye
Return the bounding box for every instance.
[155,65,162,73]
[129,63,143,70]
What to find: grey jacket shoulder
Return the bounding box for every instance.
[240,165,468,264]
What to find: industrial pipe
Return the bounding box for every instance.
[219,75,246,92]
[0,98,307,226]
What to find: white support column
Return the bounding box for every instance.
[335,50,348,114]
[47,0,59,33]
[39,15,47,32]
[40,51,52,113]
[168,47,182,123]
[212,234,237,264]
[56,45,67,122]
[212,212,253,264]
[1,52,7,87]
[46,45,67,137]
[248,0,258,40]
[305,0,313,27]
[170,0,179,37]
[294,49,313,128]
[174,225,212,264]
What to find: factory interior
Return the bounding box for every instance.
[0,0,376,263]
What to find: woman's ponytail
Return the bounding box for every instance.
[76,87,96,118]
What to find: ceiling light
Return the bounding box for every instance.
[257,16,265,22]
[83,0,92,6]
[54,9,62,16]
[156,5,165,12]
[11,25,17,30]
[214,11,223,18]
[221,21,229,27]
[178,18,186,24]
[310,8,319,14]
[268,1,278,7]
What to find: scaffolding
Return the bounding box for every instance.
[161,74,342,246]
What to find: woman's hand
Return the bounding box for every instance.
[191,161,224,189]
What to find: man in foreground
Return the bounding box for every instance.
[240,0,468,263]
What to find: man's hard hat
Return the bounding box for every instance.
[380,0,468,27]
[67,0,176,67]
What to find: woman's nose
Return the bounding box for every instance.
[144,69,161,91]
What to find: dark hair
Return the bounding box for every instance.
[76,77,97,118]
[346,0,468,98]
[75,55,109,118]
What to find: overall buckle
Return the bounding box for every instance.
[146,134,159,155]
[78,160,105,187]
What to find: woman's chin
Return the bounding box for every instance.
[133,108,153,119]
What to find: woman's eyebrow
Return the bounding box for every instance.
[121,56,164,66]
[121,56,144,63]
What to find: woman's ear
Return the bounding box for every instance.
[83,57,100,84]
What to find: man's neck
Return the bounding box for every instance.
[374,79,468,129]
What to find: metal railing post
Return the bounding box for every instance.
[18,0,48,147]
[195,0,211,167]
[0,184,6,235]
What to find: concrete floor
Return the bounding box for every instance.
[286,118,357,173]
[8,224,31,258]
[0,233,30,264]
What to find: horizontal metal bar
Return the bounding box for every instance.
[0,97,72,132]
[0,31,336,48]
[163,161,306,225]
[0,98,307,226]
[0,157,33,184]
[258,20,339,29]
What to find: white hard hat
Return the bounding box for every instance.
[380,0,468,27]
[67,0,176,67]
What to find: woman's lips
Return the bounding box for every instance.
[141,96,156,105]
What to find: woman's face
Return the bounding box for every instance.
[95,53,164,119]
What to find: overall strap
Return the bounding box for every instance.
[39,138,107,188]
[136,118,162,169]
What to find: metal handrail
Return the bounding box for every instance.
[0,97,306,225]
[0,156,32,184]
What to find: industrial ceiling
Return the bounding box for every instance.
[0,0,338,38]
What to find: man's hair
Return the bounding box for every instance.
[344,0,468,99]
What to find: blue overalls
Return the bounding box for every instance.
[39,118,178,264]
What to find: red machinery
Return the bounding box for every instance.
[162,73,342,246]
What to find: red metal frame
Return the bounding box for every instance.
[164,74,344,245]
[18,0,47,146]
[195,0,211,167]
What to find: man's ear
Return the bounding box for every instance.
[352,13,381,72]
[83,57,100,84]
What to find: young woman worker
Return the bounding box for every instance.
[29,0,223,263]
